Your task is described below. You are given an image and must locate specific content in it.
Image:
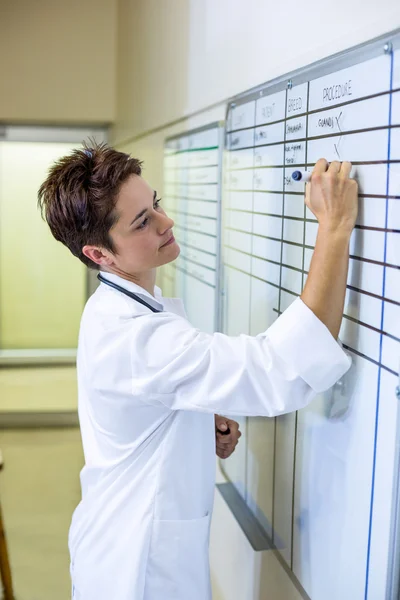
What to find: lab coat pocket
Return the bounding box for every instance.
[145,513,212,600]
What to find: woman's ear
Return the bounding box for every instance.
[82,245,114,267]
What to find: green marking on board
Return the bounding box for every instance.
[168,146,219,155]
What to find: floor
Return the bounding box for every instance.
[0,428,83,600]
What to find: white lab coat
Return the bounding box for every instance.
[69,272,350,600]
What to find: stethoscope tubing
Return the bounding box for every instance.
[97,273,162,313]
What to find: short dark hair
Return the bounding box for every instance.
[38,141,142,269]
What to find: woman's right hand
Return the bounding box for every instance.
[305,158,359,234]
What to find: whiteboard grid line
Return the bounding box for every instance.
[173,265,216,289]
[226,187,400,199]
[269,312,399,378]
[173,240,217,257]
[226,87,400,135]
[177,255,216,273]
[228,122,400,144]
[163,164,219,171]
[225,228,399,269]
[170,211,218,221]
[164,195,218,203]
[271,85,289,552]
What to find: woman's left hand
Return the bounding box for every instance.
[215,415,242,459]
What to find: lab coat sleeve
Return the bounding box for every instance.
[130,297,351,417]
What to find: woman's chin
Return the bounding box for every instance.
[160,241,180,265]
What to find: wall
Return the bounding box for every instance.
[0,0,117,124]
[113,2,400,598]
[112,0,400,145]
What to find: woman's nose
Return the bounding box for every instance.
[158,211,174,233]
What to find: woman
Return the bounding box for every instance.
[38,143,357,600]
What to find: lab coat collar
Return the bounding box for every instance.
[98,271,164,312]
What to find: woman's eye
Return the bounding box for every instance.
[137,218,149,230]
[136,198,162,230]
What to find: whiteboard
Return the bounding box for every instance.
[221,34,400,600]
[163,123,223,332]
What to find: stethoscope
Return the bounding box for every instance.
[97,273,162,313]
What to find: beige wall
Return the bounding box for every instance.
[113,0,190,145]
[0,0,117,124]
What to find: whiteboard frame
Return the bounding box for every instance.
[219,28,400,600]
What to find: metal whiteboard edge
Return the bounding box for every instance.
[225,28,400,110]
[216,482,311,600]
[216,482,273,551]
